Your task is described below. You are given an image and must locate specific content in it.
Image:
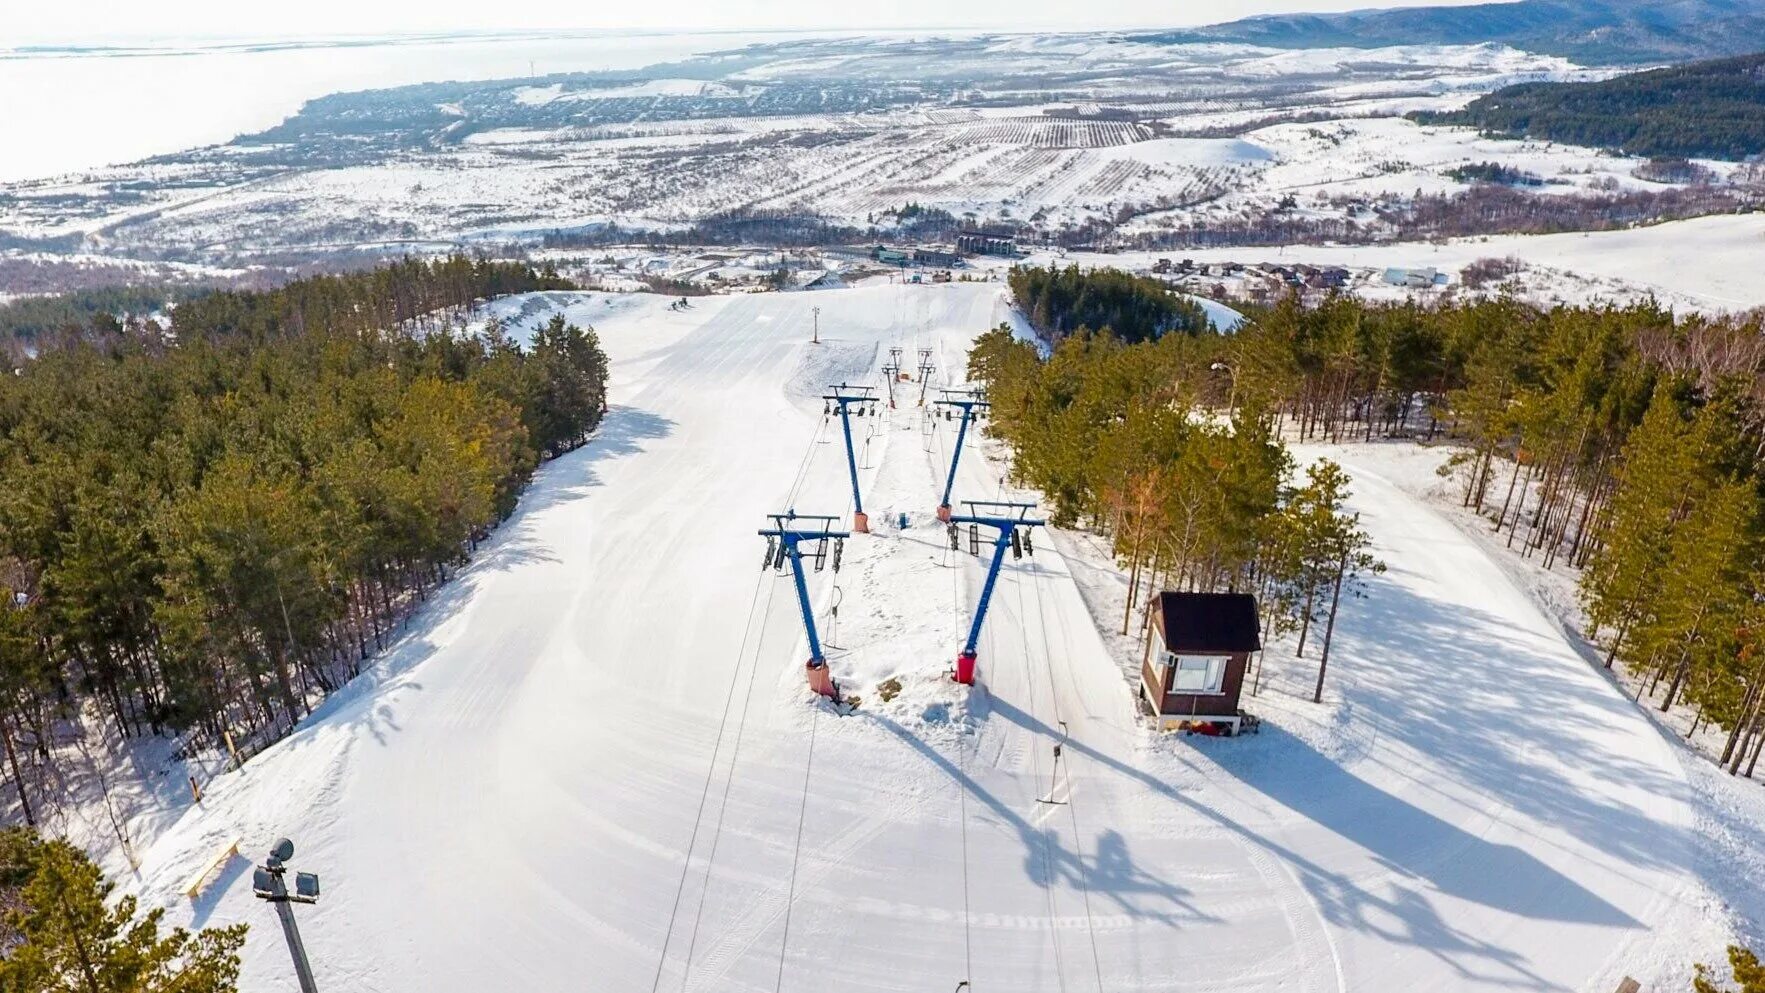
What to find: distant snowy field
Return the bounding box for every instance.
[106,282,1763,993]
[0,37,1645,267]
[968,212,1765,316]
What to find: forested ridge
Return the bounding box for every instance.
[970,284,1765,773]
[1008,264,1213,344]
[1415,51,1765,160]
[0,257,605,829]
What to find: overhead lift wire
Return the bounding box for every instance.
[1010,566,1069,993]
[1021,554,1107,993]
[649,561,777,993]
[650,398,834,993]
[775,359,873,992]
[774,704,822,993]
[678,574,781,990]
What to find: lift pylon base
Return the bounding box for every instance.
[852,511,870,534]
[954,649,977,685]
[806,660,837,698]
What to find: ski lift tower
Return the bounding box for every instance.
[824,384,880,533]
[933,388,989,522]
[946,500,1043,685]
[758,512,849,698]
[881,348,903,407]
[916,348,936,407]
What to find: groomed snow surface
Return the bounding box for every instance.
[129,284,1740,992]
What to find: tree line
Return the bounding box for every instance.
[0,257,606,833]
[1008,264,1213,345]
[1415,51,1765,161]
[1218,291,1765,774]
[965,323,1379,701]
[971,280,1765,770]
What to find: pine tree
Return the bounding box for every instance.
[0,828,247,993]
[1695,945,1765,993]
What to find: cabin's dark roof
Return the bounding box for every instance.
[1153,592,1261,654]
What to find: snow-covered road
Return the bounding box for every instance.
[135,284,1698,992]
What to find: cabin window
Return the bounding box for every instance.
[1170,654,1227,694]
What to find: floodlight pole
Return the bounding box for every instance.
[274,902,318,993]
[934,392,990,521]
[254,841,319,993]
[948,501,1043,685]
[824,384,879,533]
[760,513,851,698]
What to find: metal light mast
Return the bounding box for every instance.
[252,838,322,993]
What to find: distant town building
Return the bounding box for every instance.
[1383,266,1441,288]
[957,233,1017,257]
[913,244,961,267]
[873,246,911,265]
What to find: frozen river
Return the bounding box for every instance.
[0,30,823,183]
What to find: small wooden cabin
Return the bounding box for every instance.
[1140,591,1261,734]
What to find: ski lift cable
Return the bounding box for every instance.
[677,571,785,989]
[773,409,870,989]
[648,561,779,993]
[1010,567,1069,993]
[774,694,823,992]
[669,413,834,990]
[784,413,833,508]
[956,710,975,989]
[1023,558,1106,993]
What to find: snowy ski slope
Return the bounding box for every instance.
[132,284,1697,992]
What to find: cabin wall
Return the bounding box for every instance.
[1159,652,1248,718]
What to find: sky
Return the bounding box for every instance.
[10,0,1492,45]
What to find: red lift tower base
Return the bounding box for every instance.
[936,504,953,523]
[852,511,870,534]
[954,650,977,685]
[806,660,837,698]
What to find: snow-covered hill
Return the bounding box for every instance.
[124,283,1745,991]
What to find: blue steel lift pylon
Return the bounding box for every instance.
[946,500,1043,685]
[823,384,880,533]
[759,512,849,698]
[881,348,904,408]
[933,389,989,522]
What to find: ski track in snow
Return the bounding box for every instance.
[128,284,1711,992]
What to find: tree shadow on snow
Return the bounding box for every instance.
[987,691,1625,991]
[870,715,1215,928]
